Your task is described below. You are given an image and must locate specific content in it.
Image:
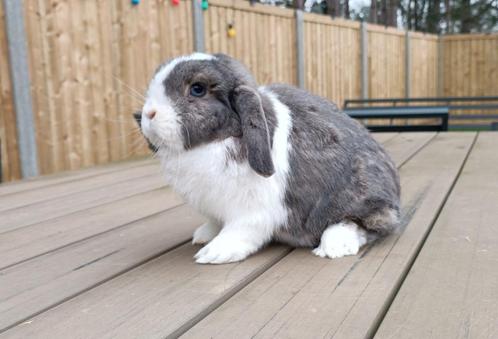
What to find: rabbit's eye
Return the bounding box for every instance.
[190,83,207,97]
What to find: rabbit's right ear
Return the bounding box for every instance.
[232,86,275,178]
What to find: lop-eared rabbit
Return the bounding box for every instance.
[138,53,400,264]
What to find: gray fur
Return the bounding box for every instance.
[268,84,400,247]
[141,53,400,249]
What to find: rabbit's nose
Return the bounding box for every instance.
[145,110,156,120]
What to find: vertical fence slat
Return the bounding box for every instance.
[360,20,368,100]
[295,10,304,89]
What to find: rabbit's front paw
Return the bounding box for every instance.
[194,234,254,264]
[192,221,221,245]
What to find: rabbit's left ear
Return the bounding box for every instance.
[232,86,275,177]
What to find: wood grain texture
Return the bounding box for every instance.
[440,34,498,122]
[375,132,498,339]
[0,204,203,332]
[0,162,159,212]
[181,133,475,339]
[0,172,164,233]
[0,244,290,338]
[410,33,438,98]
[204,0,296,86]
[0,188,183,269]
[0,1,21,182]
[303,17,361,107]
[380,132,435,166]
[368,27,406,99]
[0,158,155,196]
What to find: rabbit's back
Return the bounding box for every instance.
[266,84,400,247]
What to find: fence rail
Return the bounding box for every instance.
[0,0,497,182]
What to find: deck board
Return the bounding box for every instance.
[0,188,183,269]
[0,204,203,331]
[0,158,156,197]
[371,132,399,144]
[181,133,475,339]
[0,133,427,338]
[0,163,160,212]
[375,132,498,339]
[0,173,164,233]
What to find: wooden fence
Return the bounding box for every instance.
[0,2,21,182]
[0,0,497,182]
[441,34,498,97]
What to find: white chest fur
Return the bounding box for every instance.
[158,89,293,232]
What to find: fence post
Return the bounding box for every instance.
[3,0,39,178]
[360,20,368,100]
[295,9,305,89]
[192,0,205,52]
[404,30,411,98]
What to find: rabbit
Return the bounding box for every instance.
[138,53,400,264]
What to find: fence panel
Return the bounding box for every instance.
[22,0,193,176]
[410,32,438,98]
[204,0,297,86]
[367,25,406,99]
[304,14,361,107]
[0,1,21,182]
[441,34,498,97]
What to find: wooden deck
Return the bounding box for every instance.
[1,132,497,339]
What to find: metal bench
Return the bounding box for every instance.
[344,106,449,132]
[344,96,498,131]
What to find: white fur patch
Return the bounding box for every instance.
[192,220,221,245]
[156,87,293,264]
[312,222,368,259]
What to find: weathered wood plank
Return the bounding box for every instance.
[0,173,164,233]
[0,205,203,333]
[0,158,155,196]
[0,131,428,338]
[375,132,498,339]
[0,245,288,337]
[0,162,159,212]
[181,132,475,339]
[381,132,435,166]
[371,132,398,144]
[0,188,183,269]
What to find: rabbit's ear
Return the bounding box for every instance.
[232,86,275,177]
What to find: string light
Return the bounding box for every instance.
[227,23,236,38]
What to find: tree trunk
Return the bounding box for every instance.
[387,0,398,27]
[370,0,378,23]
[460,0,472,33]
[294,0,304,10]
[344,0,350,19]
